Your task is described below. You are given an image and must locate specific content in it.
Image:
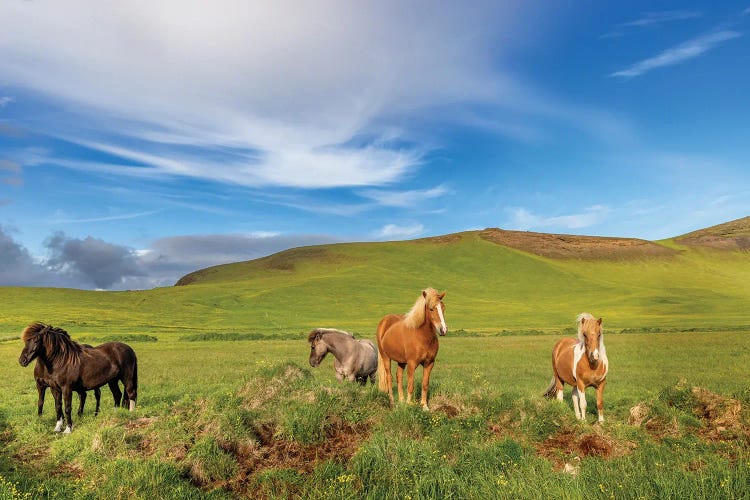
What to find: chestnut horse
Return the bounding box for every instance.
[376,288,447,409]
[544,313,609,422]
[19,322,138,434]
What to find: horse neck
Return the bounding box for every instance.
[43,335,81,369]
[413,308,437,339]
[322,333,352,360]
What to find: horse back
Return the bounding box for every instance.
[94,342,137,365]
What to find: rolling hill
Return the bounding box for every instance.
[1,218,749,337]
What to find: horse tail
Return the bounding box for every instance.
[376,318,390,394]
[543,377,557,398]
[376,354,389,393]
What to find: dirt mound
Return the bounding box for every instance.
[478,228,675,260]
[691,387,744,438]
[630,386,746,440]
[675,216,750,250]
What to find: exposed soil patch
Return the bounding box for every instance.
[479,228,676,260]
[536,427,635,470]
[226,417,369,495]
[675,216,750,251]
[414,233,464,245]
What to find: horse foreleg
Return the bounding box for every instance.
[396,363,406,403]
[571,387,581,420]
[405,362,417,404]
[596,380,606,423]
[383,359,395,405]
[62,386,74,434]
[109,380,122,407]
[420,362,435,410]
[575,383,588,420]
[36,381,46,417]
[52,388,64,432]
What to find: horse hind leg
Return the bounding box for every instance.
[124,360,138,411]
[77,390,87,417]
[94,387,101,416]
[396,363,406,403]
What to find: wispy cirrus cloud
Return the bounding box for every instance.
[0,1,534,190]
[358,185,448,208]
[374,223,425,240]
[602,10,701,38]
[51,210,162,224]
[0,96,15,108]
[507,205,611,231]
[610,30,741,78]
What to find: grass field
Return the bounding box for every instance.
[0,226,749,498]
[1,329,749,499]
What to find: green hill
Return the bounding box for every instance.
[1,218,749,337]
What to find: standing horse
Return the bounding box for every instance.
[34,343,104,417]
[18,322,138,434]
[544,312,609,422]
[376,288,447,410]
[308,328,378,385]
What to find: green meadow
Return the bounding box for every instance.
[0,229,749,498]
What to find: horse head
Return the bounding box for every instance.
[423,288,447,336]
[307,329,328,367]
[19,322,48,367]
[579,315,603,368]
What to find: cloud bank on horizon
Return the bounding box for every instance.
[1,1,749,289]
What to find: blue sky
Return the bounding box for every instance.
[1,1,749,290]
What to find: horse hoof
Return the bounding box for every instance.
[53,420,64,432]
[422,405,430,411]
[63,426,72,435]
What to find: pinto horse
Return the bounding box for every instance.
[376,288,447,409]
[19,322,138,434]
[544,312,609,422]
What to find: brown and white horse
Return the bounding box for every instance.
[544,312,609,422]
[376,288,447,410]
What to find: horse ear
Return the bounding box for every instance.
[422,290,427,298]
[597,317,602,325]
[438,292,445,300]
[580,316,586,325]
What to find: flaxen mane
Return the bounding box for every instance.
[403,288,441,329]
[23,321,82,366]
[307,328,354,343]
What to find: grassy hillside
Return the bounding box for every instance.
[1,227,749,337]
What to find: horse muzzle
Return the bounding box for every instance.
[588,355,599,368]
[18,355,30,367]
[437,326,447,336]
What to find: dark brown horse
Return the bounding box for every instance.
[19,322,138,434]
[376,288,447,409]
[34,343,104,419]
[544,312,609,422]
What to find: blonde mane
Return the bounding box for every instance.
[403,295,427,329]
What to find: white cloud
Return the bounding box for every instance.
[0,96,15,108]
[610,31,741,78]
[743,6,750,15]
[0,1,532,189]
[507,205,611,231]
[374,223,425,240]
[601,10,701,38]
[359,185,448,208]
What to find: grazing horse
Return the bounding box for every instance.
[376,288,447,410]
[34,343,104,417]
[308,328,378,385]
[544,313,609,422]
[18,322,138,434]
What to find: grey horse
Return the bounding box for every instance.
[307,328,377,385]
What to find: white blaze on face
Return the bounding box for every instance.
[436,303,446,333]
